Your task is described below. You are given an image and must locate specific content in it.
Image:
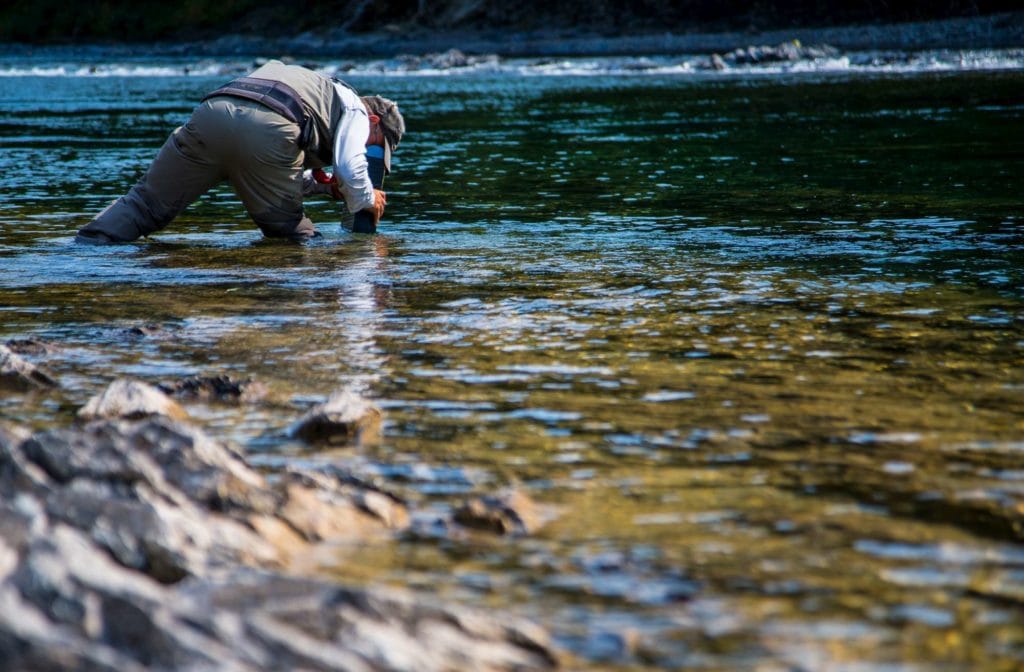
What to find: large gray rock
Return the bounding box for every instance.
[0,418,558,670]
[0,521,556,671]
[0,344,58,390]
[2,417,412,580]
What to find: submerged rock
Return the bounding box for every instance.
[454,490,543,535]
[0,417,556,670]
[158,374,268,402]
[78,378,189,421]
[290,388,382,445]
[123,323,171,338]
[4,337,61,355]
[0,344,58,390]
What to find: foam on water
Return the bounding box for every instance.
[0,48,1022,78]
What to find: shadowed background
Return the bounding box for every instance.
[2,0,1023,43]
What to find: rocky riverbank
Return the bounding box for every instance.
[265,10,1024,57]
[0,343,559,671]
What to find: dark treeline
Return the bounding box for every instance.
[2,0,1022,43]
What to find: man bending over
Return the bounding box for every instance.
[76,59,405,243]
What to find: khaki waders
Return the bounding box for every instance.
[77,96,317,242]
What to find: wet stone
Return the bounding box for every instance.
[4,337,61,355]
[0,344,58,390]
[122,323,171,338]
[78,379,189,421]
[281,469,411,532]
[158,374,268,402]
[289,388,382,445]
[454,490,543,535]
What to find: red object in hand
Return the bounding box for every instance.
[312,168,343,200]
[312,168,334,185]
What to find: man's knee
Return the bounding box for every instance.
[76,197,148,243]
[255,215,319,241]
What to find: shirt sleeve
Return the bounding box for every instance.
[332,83,375,214]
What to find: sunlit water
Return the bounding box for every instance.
[1,52,1023,669]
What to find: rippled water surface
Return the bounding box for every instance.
[1,57,1023,669]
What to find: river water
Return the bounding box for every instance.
[1,49,1023,669]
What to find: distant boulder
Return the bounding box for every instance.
[722,40,841,65]
[708,53,727,70]
[397,48,500,70]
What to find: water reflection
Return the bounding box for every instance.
[327,262,386,413]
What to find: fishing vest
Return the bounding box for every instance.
[203,60,355,170]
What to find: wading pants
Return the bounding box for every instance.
[77,97,317,242]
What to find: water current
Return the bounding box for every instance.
[1,49,1023,669]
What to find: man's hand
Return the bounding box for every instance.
[365,189,387,225]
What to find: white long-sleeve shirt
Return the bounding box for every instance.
[302,82,375,213]
[331,82,375,214]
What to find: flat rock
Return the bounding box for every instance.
[78,378,189,421]
[0,344,58,390]
[290,388,382,445]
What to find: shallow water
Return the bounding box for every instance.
[1,55,1023,669]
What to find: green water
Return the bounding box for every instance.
[1,67,1023,669]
